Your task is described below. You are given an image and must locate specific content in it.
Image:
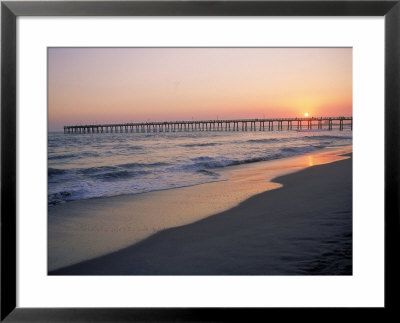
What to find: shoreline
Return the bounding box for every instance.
[49,146,352,274]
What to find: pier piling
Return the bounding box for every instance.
[64,117,352,134]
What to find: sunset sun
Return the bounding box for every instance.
[304,112,309,117]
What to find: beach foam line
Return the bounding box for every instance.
[48,145,352,272]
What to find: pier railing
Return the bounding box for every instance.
[64,117,352,134]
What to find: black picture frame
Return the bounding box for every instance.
[1,0,399,321]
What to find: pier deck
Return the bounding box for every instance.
[64,117,352,134]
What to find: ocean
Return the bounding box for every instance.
[48,128,352,206]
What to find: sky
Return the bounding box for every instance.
[48,48,352,131]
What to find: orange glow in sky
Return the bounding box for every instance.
[48,48,352,131]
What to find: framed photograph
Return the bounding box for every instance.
[1,0,399,321]
[48,46,354,274]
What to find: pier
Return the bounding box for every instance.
[64,117,352,134]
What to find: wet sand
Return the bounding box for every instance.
[50,149,352,275]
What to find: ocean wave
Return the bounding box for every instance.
[178,154,284,172]
[302,135,352,141]
[48,154,78,160]
[178,145,327,172]
[48,168,68,176]
[117,161,170,169]
[81,151,100,157]
[280,145,326,157]
[191,156,214,162]
[230,155,283,166]
[48,151,100,160]
[125,146,144,150]
[198,169,220,176]
[187,156,232,169]
[48,191,72,205]
[48,176,222,206]
[77,165,153,181]
[191,160,231,169]
[244,135,351,145]
[245,138,282,144]
[78,166,117,175]
[89,170,148,181]
[113,144,143,150]
[181,142,219,148]
[48,130,352,205]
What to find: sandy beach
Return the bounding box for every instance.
[50,148,352,275]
